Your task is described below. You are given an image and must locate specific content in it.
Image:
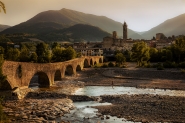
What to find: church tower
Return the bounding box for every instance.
[123,21,128,40]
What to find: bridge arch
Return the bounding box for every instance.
[90,59,93,66]
[94,61,97,65]
[29,71,50,87]
[99,58,103,63]
[84,59,89,68]
[54,70,62,81]
[65,65,74,76]
[76,65,82,71]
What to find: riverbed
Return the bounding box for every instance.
[59,85,185,122]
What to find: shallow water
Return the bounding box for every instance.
[59,101,133,123]
[74,86,185,97]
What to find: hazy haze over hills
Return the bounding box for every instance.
[2,8,185,40]
[1,8,143,39]
[141,13,185,39]
[0,24,11,32]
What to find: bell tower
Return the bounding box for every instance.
[123,21,128,41]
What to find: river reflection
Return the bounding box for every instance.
[74,86,185,97]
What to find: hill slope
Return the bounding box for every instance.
[141,13,185,39]
[0,24,10,32]
[1,22,66,34]
[1,8,142,39]
[37,24,111,41]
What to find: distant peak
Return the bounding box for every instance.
[60,8,73,11]
[61,8,67,10]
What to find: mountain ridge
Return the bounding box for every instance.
[141,13,185,39]
[1,8,143,39]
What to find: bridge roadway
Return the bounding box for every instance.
[2,56,103,90]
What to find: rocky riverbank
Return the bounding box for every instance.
[94,94,185,122]
[75,67,185,90]
[1,80,89,123]
[3,98,74,123]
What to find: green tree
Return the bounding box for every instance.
[23,43,36,52]
[76,52,82,58]
[19,45,30,62]
[52,42,60,49]
[131,41,150,66]
[0,46,6,86]
[149,47,158,62]
[36,43,51,63]
[61,46,76,61]
[30,52,38,63]
[115,53,126,66]
[123,50,131,61]
[151,36,156,40]
[6,48,20,61]
[0,1,6,13]
[171,37,185,62]
[0,35,11,43]
[52,47,64,62]
[0,46,4,54]
[0,54,6,88]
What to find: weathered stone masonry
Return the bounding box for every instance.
[2,56,103,89]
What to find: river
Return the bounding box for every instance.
[57,85,185,122]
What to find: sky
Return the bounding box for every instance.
[0,0,185,32]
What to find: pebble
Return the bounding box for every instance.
[3,98,74,122]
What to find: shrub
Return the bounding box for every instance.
[115,63,120,67]
[108,62,114,67]
[157,63,164,70]
[179,62,185,68]
[163,61,177,68]
[121,65,127,68]
[144,62,152,68]
[181,69,185,73]
[152,64,158,68]
[101,63,108,68]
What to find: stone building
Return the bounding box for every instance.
[102,21,130,50]
[156,33,166,40]
[102,22,175,51]
[73,42,103,56]
[123,22,128,40]
[75,48,103,56]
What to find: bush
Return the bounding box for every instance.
[181,69,185,73]
[152,64,158,68]
[115,63,120,67]
[179,62,185,68]
[144,62,152,68]
[157,63,164,70]
[163,61,177,68]
[101,63,108,68]
[108,62,114,67]
[121,64,127,68]
[93,63,102,68]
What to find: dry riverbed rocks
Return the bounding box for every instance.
[94,94,185,122]
[3,99,74,123]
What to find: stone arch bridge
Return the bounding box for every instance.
[2,56,103,90]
